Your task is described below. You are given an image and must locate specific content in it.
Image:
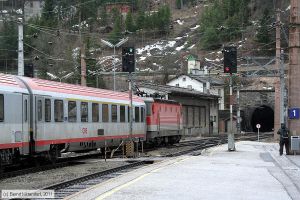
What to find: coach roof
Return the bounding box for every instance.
[18,76,144,103]
[0,73,28,91]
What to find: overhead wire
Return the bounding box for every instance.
[24,43,75,63]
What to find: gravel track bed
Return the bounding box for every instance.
[0,141,208,190]
[0,159,128,190]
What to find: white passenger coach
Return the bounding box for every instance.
[0,73,146,167]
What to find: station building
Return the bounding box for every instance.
[136,82,220,136]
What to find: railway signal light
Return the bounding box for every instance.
[223,46,237,73]
[122,47,135,73]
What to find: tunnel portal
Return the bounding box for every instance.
[251,105,274,132]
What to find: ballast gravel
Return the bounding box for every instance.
[0,159,129,190]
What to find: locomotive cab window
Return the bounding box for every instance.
[92,103,99,122]
[45,99,51,122]
[0,94,4,122]
[81,102,88,122]
[111,105,117,122]
[102,104,109,122]
[135,107,140,122]
[146,103,152,116]
[54,100,64,122]
[68,101,77,122]
[120,105,125,122]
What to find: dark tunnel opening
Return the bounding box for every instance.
[251,106,274,132]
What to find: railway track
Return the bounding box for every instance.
[165,137,226,157]
[164,133,273,157]
[42,160,154,199]
[0,133,273,181]
[0,152,102,180]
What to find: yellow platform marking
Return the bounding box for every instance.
[95,157,190,200]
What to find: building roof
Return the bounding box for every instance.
[189,75,224,86]
[137,82,220,100]
[187,55,196,61]
[168,74,224,86]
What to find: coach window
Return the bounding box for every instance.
[92,103,99,122]
[54,100,64,122]
[81,102,88,122]
[68,101,77,122]
[120,105,125,122]
[141,107,145,122]
[111,105,117,122]
[135,107,140,122]
[38,100,42,121]
[45,99,51,122]
[0,94,4,122]
[102,104,109,122]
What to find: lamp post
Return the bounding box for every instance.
[46,72,74,82]
[101,38,128,91]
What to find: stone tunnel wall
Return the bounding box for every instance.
[238,90,275,132]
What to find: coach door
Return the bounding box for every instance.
[36,96,45,145]
[22,94,30,154]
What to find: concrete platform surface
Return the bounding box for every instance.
[66,141,300,200]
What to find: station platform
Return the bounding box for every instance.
[66,141,300,200]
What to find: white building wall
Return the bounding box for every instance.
[188,60,200,74]
[210,86,225,110]
[167,75,204,92]
[167,75,225,110]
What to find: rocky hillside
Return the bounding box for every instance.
[0,0,291,89]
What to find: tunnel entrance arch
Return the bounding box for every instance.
[251,105,274,132]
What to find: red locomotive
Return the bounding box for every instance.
[144,98,183,146]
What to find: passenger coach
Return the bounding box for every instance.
[0,73,146,167]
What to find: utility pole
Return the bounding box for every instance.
[280,50,285,125]
[17,18,24,76]
[274,9,282,138]
[276,9,281,67]
[228,74,235,151]
[113,46,116,91]
[80,44,87,86]
[237,86,241,134]
[288,0,300,135]
[129,73,133,140]
[78,4,86,86]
